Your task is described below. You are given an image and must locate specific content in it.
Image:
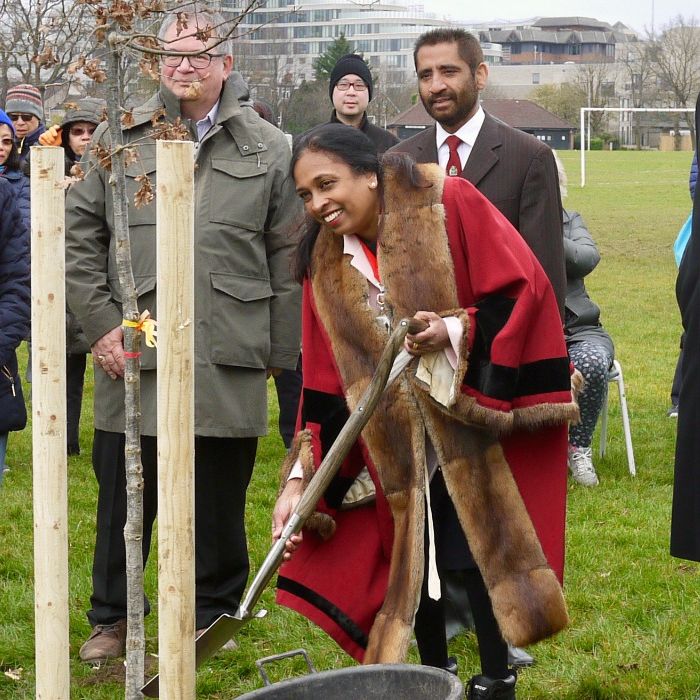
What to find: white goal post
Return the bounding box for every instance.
[579,107,695,186]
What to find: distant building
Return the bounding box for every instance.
[388,98,576,149]
[478,16,636,65]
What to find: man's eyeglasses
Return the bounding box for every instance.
[162,53,224,70]
[335,80,368,92]
[69,126,96,137]
[8,113,36,123]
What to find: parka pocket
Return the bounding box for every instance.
[210,271,272,368]
[209,158,268,231]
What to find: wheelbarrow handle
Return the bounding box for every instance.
[237,316,426,618]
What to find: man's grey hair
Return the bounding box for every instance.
[158,3,234,57]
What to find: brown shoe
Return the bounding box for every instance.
[79,619,127,662]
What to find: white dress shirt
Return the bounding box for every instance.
[435,105,485,173]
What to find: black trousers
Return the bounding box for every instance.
[273,360,303,449]
[66,353,87,452]
[88,429,257,630]
[414,469,509,679]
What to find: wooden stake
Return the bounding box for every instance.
[156,140,196,700]
[31,146,69,699]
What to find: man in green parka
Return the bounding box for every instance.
[65,4,301,662]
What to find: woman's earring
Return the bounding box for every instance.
[369,179,378,189]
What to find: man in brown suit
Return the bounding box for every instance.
[389,28,567,697]
[389,28,565,315]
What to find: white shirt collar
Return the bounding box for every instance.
[435,104,485,151]
[343,235,381,289]
[195,100,220,141]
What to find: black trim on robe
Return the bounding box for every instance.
[466,295,571,400]
[277,575,369,649]
[301,387,355,509]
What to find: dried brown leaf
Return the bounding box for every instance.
[123,147,138,167]
[194,25,214,44]
[183,81,202,99]
[64,101,79,111]
[91,144,112,171]
[69,163,85,179]
[33,47,58,68]
[134,175,154,208]
[150,117,190,142]
[175,12,189,37]
[121,110,135,128]
[150,107,166,126]
[139,57,159,81]
[83,59,106,83]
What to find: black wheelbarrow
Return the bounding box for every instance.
[235,649,464,699]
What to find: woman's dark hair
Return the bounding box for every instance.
[291,122,428,281]
[0,135,21,172]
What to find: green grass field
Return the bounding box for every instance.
[1,150,698,699]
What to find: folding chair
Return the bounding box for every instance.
[598,359,636,476]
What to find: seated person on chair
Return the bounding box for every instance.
[564,210,614,486]
[555,155,614,486]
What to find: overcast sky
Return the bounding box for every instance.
[419,0,696,35]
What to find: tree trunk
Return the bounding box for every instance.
[105,29,146,700]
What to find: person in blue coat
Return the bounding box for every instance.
[0,110,30,234]
[0,176,31,483]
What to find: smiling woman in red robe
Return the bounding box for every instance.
[272,123,578,699]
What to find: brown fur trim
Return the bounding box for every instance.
[418,400,569,646]
[278,429,337,541]
[490,566,569,647]
[568,369,584,427]
[512,401,581,432]
[446,392,515,435]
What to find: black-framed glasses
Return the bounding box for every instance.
[335,79,368,92]
[162,53,224,69]
[8,113,37,122]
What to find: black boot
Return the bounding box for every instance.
[466,672,516,699]
[444,656,458,676]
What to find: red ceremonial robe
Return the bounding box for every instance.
[276,165,575,662]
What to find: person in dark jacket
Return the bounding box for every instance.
[671,90,700,564]
[0,176,31,483]
[4,84,46,175]
[0,110,31,234]
[327,53,399,154]
[668,151,698,417]
[39,97,105,455]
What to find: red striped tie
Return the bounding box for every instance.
[445,135,462,177]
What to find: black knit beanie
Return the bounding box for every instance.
[329,54,373,102]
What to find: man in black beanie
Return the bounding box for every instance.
[328,53,398,154]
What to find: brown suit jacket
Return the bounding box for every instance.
[389,112,566,316]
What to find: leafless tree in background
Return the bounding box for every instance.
[0,0,90,104]
[647,15,700,146]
